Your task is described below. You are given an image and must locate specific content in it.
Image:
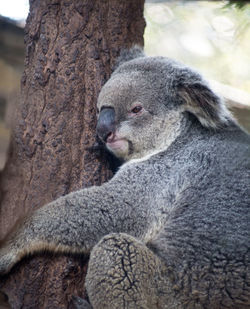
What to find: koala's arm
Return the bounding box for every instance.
[0,167,154,274]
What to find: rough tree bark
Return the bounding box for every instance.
[0,0,145,308]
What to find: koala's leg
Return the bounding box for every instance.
[85,233,176,309]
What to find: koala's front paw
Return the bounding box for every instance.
[0,248,17,275]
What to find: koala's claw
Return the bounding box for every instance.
[0,291,11,309]
[71,296,93,309]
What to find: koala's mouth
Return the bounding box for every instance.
[105,133,129,156]
[106,137,126,150]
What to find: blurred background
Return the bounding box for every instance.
[0,0,249,169]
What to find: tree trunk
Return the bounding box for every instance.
[0,0,145,308]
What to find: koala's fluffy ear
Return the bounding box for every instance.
[113,45,145,71]
[179,81,232,129]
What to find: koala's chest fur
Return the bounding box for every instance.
[120,126,250,249]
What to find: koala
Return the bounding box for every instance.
[0,47,250,309]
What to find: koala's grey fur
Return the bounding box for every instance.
[0,47,249,309]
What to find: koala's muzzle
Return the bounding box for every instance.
[97,107,116,142]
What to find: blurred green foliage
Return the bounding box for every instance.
[226,1,250,9]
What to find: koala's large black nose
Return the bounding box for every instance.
[96,107,116,142]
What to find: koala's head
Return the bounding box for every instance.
[96,47,233,162]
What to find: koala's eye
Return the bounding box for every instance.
[130,105,143,114]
